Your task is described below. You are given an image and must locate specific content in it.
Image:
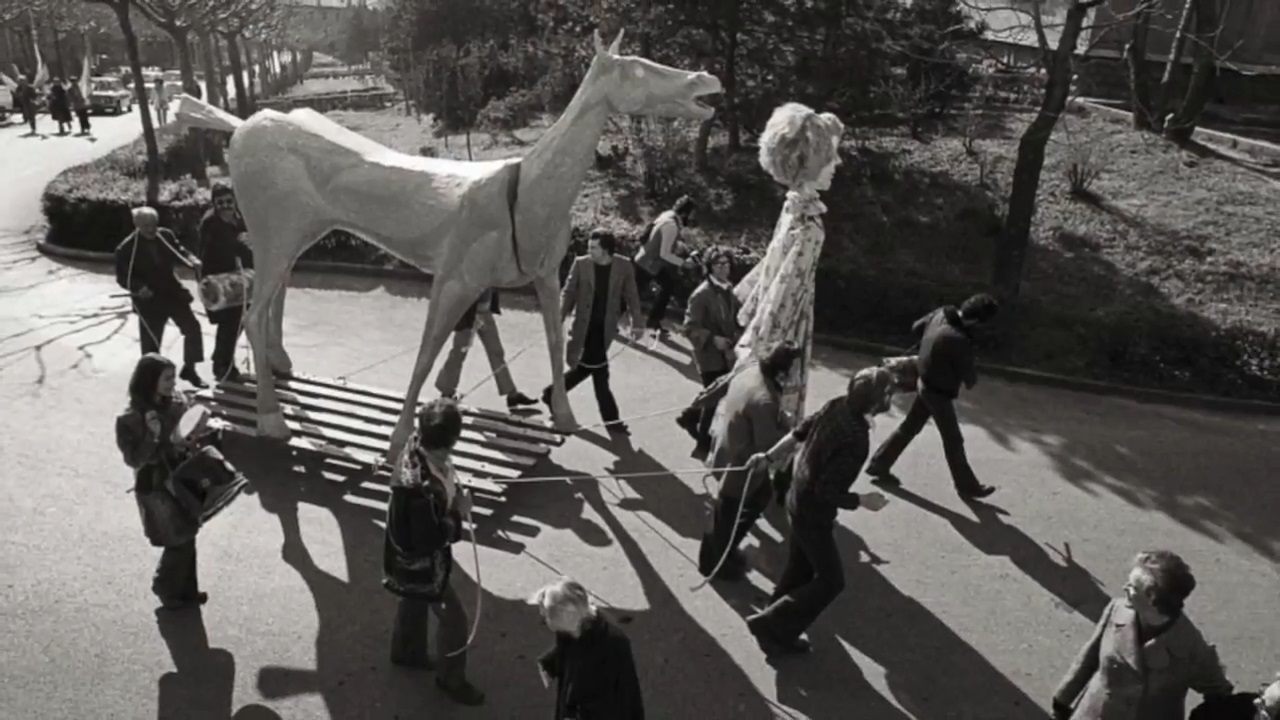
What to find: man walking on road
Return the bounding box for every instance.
[633,195,699,337]
[435,288,539,411]
[865,293,1000,500]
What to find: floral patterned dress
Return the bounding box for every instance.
[733,190,828,420]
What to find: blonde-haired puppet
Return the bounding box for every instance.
[733,103,845,419]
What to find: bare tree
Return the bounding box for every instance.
[84,0,162,204]
[211,0,273,117]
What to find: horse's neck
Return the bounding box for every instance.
[518,88,609,233]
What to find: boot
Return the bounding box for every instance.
[179,365,208,389]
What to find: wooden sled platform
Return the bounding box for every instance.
[193,372,565,497]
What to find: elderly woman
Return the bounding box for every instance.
[1052,550,1235,720]
[384,398,484,706]
[531,577,644,720]
[733,102,845,420]
[742,366,895,654]
[115,353,248,610]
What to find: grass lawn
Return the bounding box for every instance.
[283,75,389,99]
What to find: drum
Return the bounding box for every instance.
[880,355,920,392]
[198,270,254,313]
[166,446,250,526]
[174,404,211,443]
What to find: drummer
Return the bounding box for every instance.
[198,183,254,383]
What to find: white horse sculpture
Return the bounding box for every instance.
[175,30,721,465]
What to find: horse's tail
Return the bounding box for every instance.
[174,93,244,134]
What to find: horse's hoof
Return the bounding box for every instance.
[257,411,291,439]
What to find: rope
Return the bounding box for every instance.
[475,464,751,485]
[689,466,760,592]
[444,490,482,658]
[335,345,420,383]
[566,400,692,435]
[457,339,534,402]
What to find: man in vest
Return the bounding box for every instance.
[633,195,699,337]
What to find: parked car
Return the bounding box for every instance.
[89,76,133,114]
[162,69,184,96]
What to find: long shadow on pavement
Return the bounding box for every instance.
[882,488,1112,622]
[227,435,776,718]
[765,525,1049,720]
[155,609,283,720]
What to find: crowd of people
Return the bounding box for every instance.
[8,73,173,137]
[109,101,1276,718]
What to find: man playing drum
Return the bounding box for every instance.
[198,184,255,383]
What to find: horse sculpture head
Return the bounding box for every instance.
[585,29,722,121]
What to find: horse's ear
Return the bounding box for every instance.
[608,29,625,55]
[593,29,605,55]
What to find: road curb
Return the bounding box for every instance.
[36,239,1280,418]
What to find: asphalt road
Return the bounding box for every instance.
[1,117,1276,720]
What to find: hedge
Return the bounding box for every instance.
[40,130,1280,403]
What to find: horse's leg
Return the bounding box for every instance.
[385,277,485,466]
[266,271,292,376]
[532,272,578,431]
[245,263,291,439]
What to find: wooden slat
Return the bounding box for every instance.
[206,389,538,470]
[211,383,551,457]
[232,374,567,446]
[203,402,521,482]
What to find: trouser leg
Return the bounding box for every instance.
[590,364,620,424]
[432,582,470,685]
[434,329,472,396]
[168,303,205,366]
[919,389,982,493]
[475,314,517,397]
[137,301,169,355]
[696,369,728,440]
[153,540,198,603]
[646,266,676,329]
[866,394,931,474]
[390,596,431,667]
[751,515,844,641]
[211,310,243,375]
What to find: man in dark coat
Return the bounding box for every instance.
[541,229,643,435]
[697,340,798,581]
[676,246,742,454]
[14,76,39,134]
[531,577,644,720]
[865,293,1000,500]
[434,288,539,410]
[197,184,254,382]
[115,206,207,388]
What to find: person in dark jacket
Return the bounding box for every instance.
[115,206,207,388]
[384,398,485,707]
[675,246,743,454]
[434,288,539,410]
[197,184,253,382]
[531,577,644,720]
[633,195,699,337]
[114,354,247,610]
[67,77,91,135]
[48,78,72,135]
[743,366,896,655]
[697,340,799,581]
[14,76,38,134]
[865,293,999,500]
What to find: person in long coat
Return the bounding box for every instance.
[384,398,485,707]
[197,184,253,382]
[114,353,248,610]
[675,245,743,454]
[531,577,644,720]
[48,78,73,135]
[1052,550,1235,720]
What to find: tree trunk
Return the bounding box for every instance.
[1152,0,1196,131]
[992,2,1094,308]
[169,28,208,185]
[115,2,161,207]
[223,34,249,118]
[694,118,712,172]
[245,43,258,111]
[198,32,221,106]
[1164,0,1220,143]
[214,34,231,112]
[724,1,741,150]
[52,26,66,78]
[1125,1,1155,131]
[290,49,299,85]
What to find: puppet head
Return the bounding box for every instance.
[758,102,845,193]
[584,29,722,121]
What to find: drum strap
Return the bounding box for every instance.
[506,161,523,276]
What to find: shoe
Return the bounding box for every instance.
[183,591,209,606]
[675,409,701,442]
[179,366,208,389]
[440,392,459,401]
[213,366,243,384]
[390,651,434,670]
[436,677,486,706]
[540,387,553,409]
[506,391,538,410]
[605,422,630,436]
[959,484,997,500]
[746,618,811,656]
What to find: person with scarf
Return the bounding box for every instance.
[114,206,208,389]
[531,577,644,720]
[675,246,742,455]
[114,353,248,610]
[384,398,485,706]
[865,293,999,500]
[48,78,73,135]
[197,184,253,382]
[743,366,896,655]
[697,340,800,581]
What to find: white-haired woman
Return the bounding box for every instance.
[733,102,845,420]
[530,578,644,720]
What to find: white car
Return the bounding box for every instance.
[89,76,133,115]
